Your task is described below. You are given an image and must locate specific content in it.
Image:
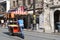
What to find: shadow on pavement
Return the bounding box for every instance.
[3,32,19,36]
[3,32,10,36]
[2,32,22,40]
[3,32,24,39]
[17,33,24,39]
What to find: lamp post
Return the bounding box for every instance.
[33,0,35,15]
[33,0,36,30]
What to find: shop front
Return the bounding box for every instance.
[8,10,32,29]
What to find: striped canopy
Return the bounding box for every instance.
[11,6,28,15]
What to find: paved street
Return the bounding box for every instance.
[0,27,60,40]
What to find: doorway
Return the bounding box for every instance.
[19,15,28,29]
[23,15,28,29]
[54,10,60,32]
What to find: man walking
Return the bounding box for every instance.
[17,18,24,39]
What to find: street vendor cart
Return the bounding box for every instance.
[8,21,20,35]
[7,12,21,36]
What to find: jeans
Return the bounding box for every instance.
[20,27,24,39]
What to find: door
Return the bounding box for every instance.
[54,10,60,32]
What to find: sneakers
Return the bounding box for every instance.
[21,36,24,39]
[20,33,24,39]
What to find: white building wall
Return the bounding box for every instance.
[6,0,10,12]
[49,9,54,32]
[39,13,44,28]
[43,0,60,33]
[44,8,53,33]
[54,0,58,5]
[43,0,52,33]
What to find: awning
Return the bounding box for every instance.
[11,11,28,15]
[9,6,28,15]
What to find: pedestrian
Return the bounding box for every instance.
[1,19,4,28]
[17,18,24,39]
[32,15,36,30]
[36,17,39,30]
[30,17,33,30]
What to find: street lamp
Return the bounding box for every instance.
[33,0,35,15]
[32,0,36,30]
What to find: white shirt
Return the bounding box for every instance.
[1,20,4,23]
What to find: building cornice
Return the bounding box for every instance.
[49,5,60,9]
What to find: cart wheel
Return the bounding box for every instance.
[10,33,14,36]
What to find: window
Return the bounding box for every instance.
[50,0,54,5]
[18,1,23,6]
[13,1,15,7]
[23,0,26,6]
[28,0,31,5]
[35,0,42,8]
[59,0,60,1]
[57,2,58,4]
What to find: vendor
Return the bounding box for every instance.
[17,18,24,39]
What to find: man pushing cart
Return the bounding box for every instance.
[17,18,24,39]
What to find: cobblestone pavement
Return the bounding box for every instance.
[0,27,60,40]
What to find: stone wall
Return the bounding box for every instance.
[44,7,60,33]
[39,13,44,28]
[44,8,52,33]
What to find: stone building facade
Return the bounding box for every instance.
[1,0,58,33]
[43,0,60,33]
[0,0,43,14]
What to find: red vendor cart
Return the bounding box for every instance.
[8,21,20,36]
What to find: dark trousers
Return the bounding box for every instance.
[32,24,36,30]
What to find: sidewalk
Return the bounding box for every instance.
[24,29,60,40]
[1,27,60,40]
[24,29,60,35]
